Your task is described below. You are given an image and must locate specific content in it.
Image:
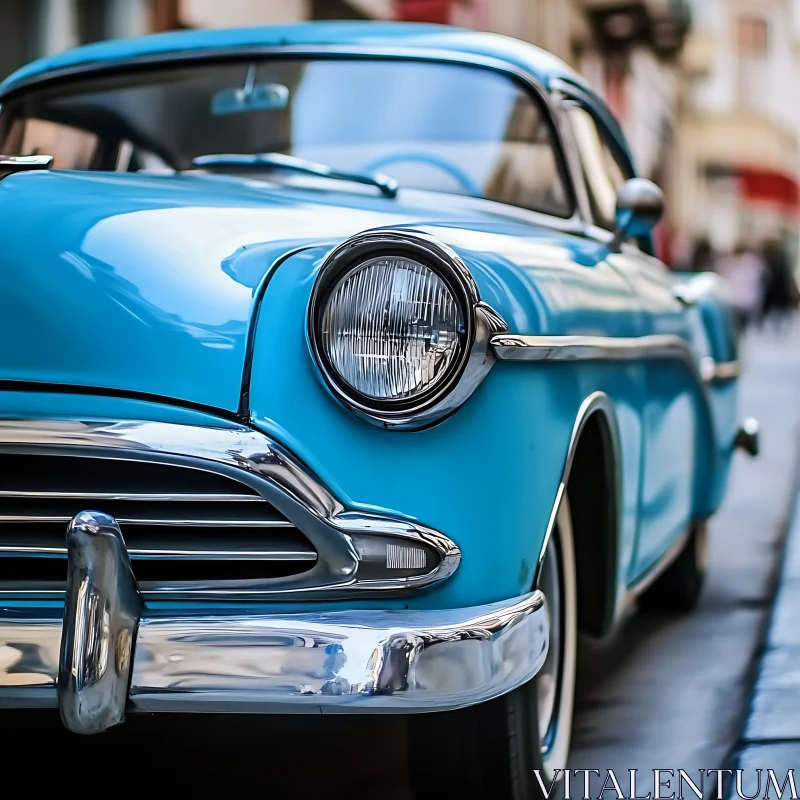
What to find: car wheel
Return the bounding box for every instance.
[638,522,707,612]
[408,496,578,800]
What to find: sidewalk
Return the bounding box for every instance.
[737,489,800,770]
[735,319,800,774]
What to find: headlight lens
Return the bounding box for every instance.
[319,256,464,402]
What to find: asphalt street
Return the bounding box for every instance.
[5,321,799,797]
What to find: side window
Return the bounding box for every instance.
[565,103,629,231]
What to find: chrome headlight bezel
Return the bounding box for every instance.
[307,230,507,430]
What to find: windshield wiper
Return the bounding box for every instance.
[191,152,398,198]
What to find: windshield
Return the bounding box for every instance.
[0,57,571,216]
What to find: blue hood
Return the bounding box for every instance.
[0,169,611,412]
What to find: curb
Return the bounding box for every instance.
[732,470,800,774]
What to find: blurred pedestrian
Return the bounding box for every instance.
[760,238,798,332]
[717,244,766,334]
[689,237,715,273]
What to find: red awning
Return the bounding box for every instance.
[394,0,454,24]
[737,166,800,211]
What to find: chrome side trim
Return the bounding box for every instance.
[307,229,508,430]
[0,418,460,598]
[492,333,693,363]
[492,333,739,387]
[59,511,142,734]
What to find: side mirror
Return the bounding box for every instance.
[610,178,664,252]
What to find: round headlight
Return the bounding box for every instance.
[319,256,464,402]
[308,230,506,429]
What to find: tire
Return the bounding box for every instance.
[408,496,578,800]
[638,522,707,612]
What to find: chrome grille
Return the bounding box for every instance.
[0,454,317,593]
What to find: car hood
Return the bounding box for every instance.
[0,169,610,413]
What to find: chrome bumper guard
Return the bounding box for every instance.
[3,511,549,734]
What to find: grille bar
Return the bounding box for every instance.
[0,515,295,527]
[0,452,318,591]
[0,491,265,502]
[0,521,314,559]
[0,496,294,525]
[0,546,317,561]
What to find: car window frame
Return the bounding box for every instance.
[551,79,657,256]
[562,99,630,232]
[0,50,581,223]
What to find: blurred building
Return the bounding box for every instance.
[0,1,151,77]
[391,0,692,265]
[677,0,800,265]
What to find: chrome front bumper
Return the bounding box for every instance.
[1,511,549,733]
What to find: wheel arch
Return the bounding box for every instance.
[537,392,622,638]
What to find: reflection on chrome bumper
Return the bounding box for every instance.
[0,511,548,732]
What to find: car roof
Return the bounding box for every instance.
[0,20,590,98]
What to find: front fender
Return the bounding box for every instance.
[246,247,585,609]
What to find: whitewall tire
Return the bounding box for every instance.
[409,493,578,799]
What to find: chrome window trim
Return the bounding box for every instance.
[549,77,637,178]
[550,90,594,226]
[307,229,508,430]
[0,417,460,599]
[0,44,585,229]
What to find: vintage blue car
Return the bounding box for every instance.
[0,20,756,797]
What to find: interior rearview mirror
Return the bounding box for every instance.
[211,83,290,116]
[610,177,664,252]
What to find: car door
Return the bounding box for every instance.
[560,91,698,583]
